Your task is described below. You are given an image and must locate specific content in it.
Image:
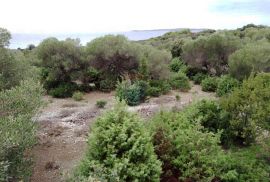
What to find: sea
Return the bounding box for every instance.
[9,28,204,49]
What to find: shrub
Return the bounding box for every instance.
[116,81,144,106]
[76,104,161,181]
[169,72,191,91]
[228,42,270,81]
[201,76,219,92]
[147,87,162,97]
[191,72,208,84]
[149,80,171,94]
[95,100,107,108]
[98,79,116,92]
[48,82,78,98]
[220,73,270,145]
[150,111,227,181]
[72,91,84,101]
[169,58,188,73]
[0,79,43,181]
[175,94,180,101]
[216,75,239,97]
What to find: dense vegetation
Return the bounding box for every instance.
[0,28,43,181]
[1,24,270,181]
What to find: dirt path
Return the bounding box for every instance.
[30,84,215,182]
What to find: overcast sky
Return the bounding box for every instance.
[1,0,270,34]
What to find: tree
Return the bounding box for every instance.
[229,42,270,80]
[0,28,11,48]
[85,35,140,78]
[37,38,85,87]
[183,33,240,75]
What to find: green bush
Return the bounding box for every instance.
[169,72,191,91]
[169,58,188,73]
[116,81,143,106]
[150,111,227,181]
[76,103,161,181]
[72,91,84,101]
[201,76,219,92]
[147,87,162,97]
[48,82,78,98]
[229,42,270,81]
[221,73,270,145]
[191,72,208,84]
[216,75,239,97]
[0,79,43,181]
[95,100,107,108]
[149,80,171,94]
[98,79,116,92]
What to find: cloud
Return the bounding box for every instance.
[0,0,269,33]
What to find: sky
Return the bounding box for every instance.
[1,0,270,34]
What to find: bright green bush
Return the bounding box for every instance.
[76,104,161,181]
[169,58,188,73]
[149,80,171,95]
[48,82,78,98]
[170,72,191,91]
[0,79,43,181]
[72,91,84,101]
[216,75,239,97]
[150,111,227,181]
[191,72,207,84]
[201,76,219,92]
[221,73,270,145]
[95,100,107,108]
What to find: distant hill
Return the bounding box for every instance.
[10,28,206,49]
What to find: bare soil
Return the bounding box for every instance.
[30,84,215,182]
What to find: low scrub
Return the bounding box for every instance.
[216,75,239,97]
[72,91,84,101]
[48,82,78,98]
[169,72,191,91]
[95,100,107,108]
[201,76,219,92]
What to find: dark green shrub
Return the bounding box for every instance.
[216,75,239,97]
[147,87,162,97]
[96,100,107,108]
[116,81,143,106]
[201,77,219,92]
[169,72,191,91]
[220,73,270,145]
[135,80,149,100]
[76,104,161,181]
[149,80,171,94]
[72,91,84,101]
[191,72,207,84]
[48,82,78,98]
[98,79,116,92]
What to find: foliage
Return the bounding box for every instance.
[150,111,227,181]
[183,33,240,75]
[85,35,140,78]
[138,56,149,80]
[201,76,219,92]
[229,42,270,80]
[37,38,85,91]
[95,100,107,108]
[0,79,43,181]
[149,80,171,95]
[147,87,161,97]
[72,91,84,101]
[220,73,270,145]
[216,75,239,97]
[0,28,11,47]
[169,72,191,91]
[169,57,188,73]
[76,103,161,181]
[191,72,208,84]
[116,81,145,106]
[175,94,180,101]
[48,82,78,98]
